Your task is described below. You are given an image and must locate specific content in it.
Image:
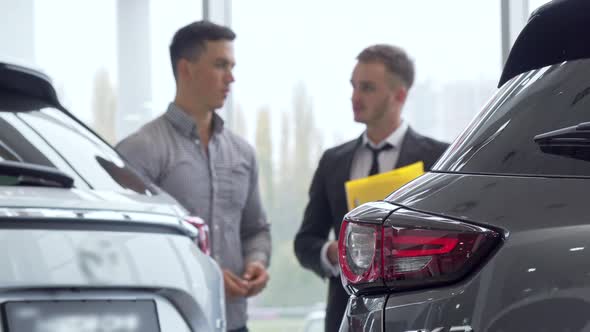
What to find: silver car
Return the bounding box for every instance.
[0,61,225,331]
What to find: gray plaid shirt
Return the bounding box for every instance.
[116,103,271,330]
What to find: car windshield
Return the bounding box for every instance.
[434,58,590,178]
[0,108,154,194]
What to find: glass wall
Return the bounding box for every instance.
[34,0,118,133]
[149,0,204,121]
[3,0,203,144]
[231,1,502,330]
[3,1,514,330]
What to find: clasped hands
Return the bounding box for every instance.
[223,261,269,299]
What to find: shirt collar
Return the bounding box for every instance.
[164,102,225,139]
[362,120,409,149]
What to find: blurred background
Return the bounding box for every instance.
[0,0,551,330]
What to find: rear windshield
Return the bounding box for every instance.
[0,109,154,194]
[435,58,590,177]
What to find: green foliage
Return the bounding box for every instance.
[91,68,117,144]
[255,241,326,307]
[248,318,305,332]
[255,107,274,211]
[252,84,327,308]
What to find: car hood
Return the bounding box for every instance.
[0,186,186,217]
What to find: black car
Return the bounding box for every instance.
[339,1,590,331]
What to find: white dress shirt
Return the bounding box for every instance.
[321,121,409,277]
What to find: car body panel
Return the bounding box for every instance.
[387,172,590,233]
[341,295,385,332]
[0,186,183,217]
[378,173,590,331]
[0,188,226,331]
[0,229,224,331]
[382,226,590,331]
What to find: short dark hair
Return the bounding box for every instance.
[169,20,236,79]
[357,44,415,89]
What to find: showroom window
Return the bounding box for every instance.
[3,1,544,330]
[230,1,502,329]
[30,0,203,143]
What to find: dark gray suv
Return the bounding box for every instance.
[339,1,590,331]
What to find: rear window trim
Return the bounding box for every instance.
[431,170,590,180]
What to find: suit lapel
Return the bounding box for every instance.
[395,127,423,168]
[333,136,362,184]
[329,136,361,228]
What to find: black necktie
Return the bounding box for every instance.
[367,143,393,176]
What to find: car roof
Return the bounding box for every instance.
[0,60,65,111]
[0,59,117,153]
[499,0,590,86]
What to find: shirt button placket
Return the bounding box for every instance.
[209,140,221,259]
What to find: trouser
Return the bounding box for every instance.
[325,276,349,332]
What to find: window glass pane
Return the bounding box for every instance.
[19,109,154,194]
[437,59,590,177]
[233,1,501,145]
[33,0,118,127]
[0,112,87,187]
[32,0,203,142]
[232,0,502,327]
[149,0,203,116]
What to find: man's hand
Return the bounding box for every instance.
[223,269,249,299]
[242,261,269,297]
[327,240,339,265]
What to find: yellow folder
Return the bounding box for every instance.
[345,161,425,211]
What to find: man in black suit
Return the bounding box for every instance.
[294,44,449,332]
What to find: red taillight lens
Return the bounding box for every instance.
[339,208,500,294]
[382,228,487,282]
[184,216,211,255]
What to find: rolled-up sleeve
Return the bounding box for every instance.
[240,153,271,267]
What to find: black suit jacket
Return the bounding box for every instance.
[294,127,449,332]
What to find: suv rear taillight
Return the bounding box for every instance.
[183,216,211,255]
[339,207,501,294]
